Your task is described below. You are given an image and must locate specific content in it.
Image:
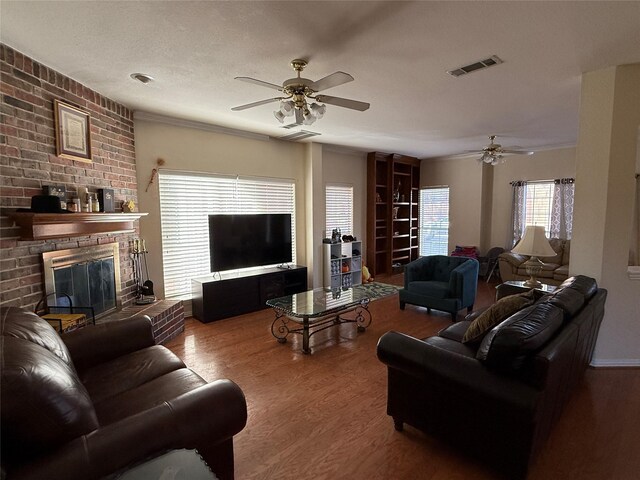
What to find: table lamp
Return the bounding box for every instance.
[511,225,556,287]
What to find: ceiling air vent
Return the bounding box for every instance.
[447,55,503,77]
[278,130,320,142]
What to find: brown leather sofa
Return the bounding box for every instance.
[1,307,247,480]
[499,238,570,286]
[377,275,606,478]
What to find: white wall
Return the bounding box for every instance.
[134,116,307,300]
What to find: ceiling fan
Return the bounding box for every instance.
[231,59,370,126]
[469,135,534,165]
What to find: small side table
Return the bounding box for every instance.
[496,280,557,301]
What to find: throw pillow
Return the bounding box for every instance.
[462,289,537,344]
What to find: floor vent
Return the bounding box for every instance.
[277,130,320,142]
[447,55,503,77]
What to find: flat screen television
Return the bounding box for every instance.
[209,214,292,272]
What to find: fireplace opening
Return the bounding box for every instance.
[43,244,122,319]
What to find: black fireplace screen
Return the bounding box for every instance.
[53,257,116,317]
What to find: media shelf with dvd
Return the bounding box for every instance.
[191,266,307,323]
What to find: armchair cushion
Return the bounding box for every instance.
[462,290,537,344]
[408,280,450,299]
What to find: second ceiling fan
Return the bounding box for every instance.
[232,59,370,126]
[468,135,534,165]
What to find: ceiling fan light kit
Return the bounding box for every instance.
[232,59,370,126]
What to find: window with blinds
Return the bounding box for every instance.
[419,187,450,256]
[325,184,353,237]
[158,171,296,299]
[524,182,554,236]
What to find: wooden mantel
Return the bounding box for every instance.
[8,212,148,240]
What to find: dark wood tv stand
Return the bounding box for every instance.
[191,265,308,323]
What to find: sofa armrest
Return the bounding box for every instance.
[10,379,247,480]
[62,315,155,371]
[377,331,538,412]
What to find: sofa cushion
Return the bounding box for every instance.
[516,265,557,279]
[1,336,98,457]
[544,288,585,319]
[1,306,74,368]
[408,280,451,299]
[462,290,537,344]
[80,345,186,404]
[546,238,565,265]
[560,275,598,299]
[476,303,564,371]
[94,368,208,426]
[554,265,569,280]
[438,320,472,342]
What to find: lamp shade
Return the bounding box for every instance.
[511,225,556,257]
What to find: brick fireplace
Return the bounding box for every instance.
[1,44,185,344]
[0,44,138,311]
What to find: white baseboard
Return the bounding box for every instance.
[590,359,640,368]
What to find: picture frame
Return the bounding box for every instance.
[54,99,92,162]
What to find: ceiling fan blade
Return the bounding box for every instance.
[235,77,283,91]
[501,149,534,155]
[231,97,282,111]
[451,151,484,158]
[315,95,370,111]
[309,72,354,92]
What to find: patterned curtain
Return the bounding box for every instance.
[550,178,575,239]
[508,180,527,248]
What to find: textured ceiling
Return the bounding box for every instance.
[1,1,639,158]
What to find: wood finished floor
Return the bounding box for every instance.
[165,277,640,480]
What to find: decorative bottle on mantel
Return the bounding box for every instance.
[92,194,100,212]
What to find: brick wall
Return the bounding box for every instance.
[0,44,139,309]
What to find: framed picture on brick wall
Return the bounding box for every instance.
[54,99,92,163]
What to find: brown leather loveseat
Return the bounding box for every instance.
[1,307,247,480]
[377,275,606,478]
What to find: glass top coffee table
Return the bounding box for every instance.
[266,282,399,354]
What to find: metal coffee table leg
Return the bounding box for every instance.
[302,316,311,354]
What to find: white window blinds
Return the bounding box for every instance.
[419,187,450,256]
[158,171,296,299]
[325,184,353,237]
[524,182,554,236]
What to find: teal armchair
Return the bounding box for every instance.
[399,255,479,320]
